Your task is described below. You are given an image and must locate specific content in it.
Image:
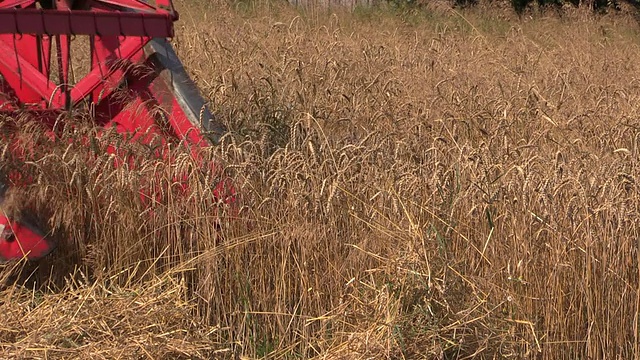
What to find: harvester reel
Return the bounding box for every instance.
[0,0,231,262]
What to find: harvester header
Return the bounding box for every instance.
[0,0,232,262]
[0,1,177,37]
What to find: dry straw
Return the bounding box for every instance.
[0,1,639,358]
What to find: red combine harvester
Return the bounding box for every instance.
[0,0,233,262]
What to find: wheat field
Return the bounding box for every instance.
[0,1,640,359]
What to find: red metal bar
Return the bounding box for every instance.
[0,0,36,9]
[0,37,61,107]
[55,34,70,108]
[0,34,43,104]
[91,0,156,12]
[0,9,174,37]
[0,37,149,109]
[70,36,148,106]
[37,34,52,78]
[90,34,123,108]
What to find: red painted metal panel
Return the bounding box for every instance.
[0,9,174,37]
[92,0,157,12]
[70,36,148,105]
[55,34,70,107]
[148,75,209,148]
[0,0,36,9]
[0,215,55,262]
[0,36,60,106]
[90,34,124,110]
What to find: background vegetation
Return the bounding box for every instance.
[1,0,640,358]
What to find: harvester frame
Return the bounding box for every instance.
[0,0,231,262]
